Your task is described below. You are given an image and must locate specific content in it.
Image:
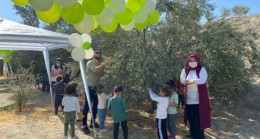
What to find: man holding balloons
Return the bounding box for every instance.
[82,48,112,134]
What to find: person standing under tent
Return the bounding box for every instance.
[180,54,211,139]
[82,48,111,134]
[51,58,65,85]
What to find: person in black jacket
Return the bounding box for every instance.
[53,75,67,115]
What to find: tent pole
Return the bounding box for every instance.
[43,50,54,110]
[79,60,96,137]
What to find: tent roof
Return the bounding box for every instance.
[0,18,70,51]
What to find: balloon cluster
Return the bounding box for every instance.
[69,33,94,61]
[11,0,160,33]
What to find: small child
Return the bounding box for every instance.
[148,84,171,139]
[35,74,41,89]
[166,80,179,139]
[97,84,112,132]
[53,75,67,115]
[108,85,128,139]
[41,70,50,92]
[62,82,81,139]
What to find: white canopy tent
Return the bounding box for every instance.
[0,19,95,134]
[0,18,71,108]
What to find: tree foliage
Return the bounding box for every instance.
[232,5,250,16]
[12,0,260,106]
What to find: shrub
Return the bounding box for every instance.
[8,62,35,112]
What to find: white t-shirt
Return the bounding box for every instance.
[149,91,169,119]
[62,96,80,112]
[180,67,208,104]
[97,92,112,109]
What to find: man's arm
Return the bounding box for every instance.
[95,62,106,73]
[87,61,107,73]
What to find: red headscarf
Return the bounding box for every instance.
[185,54,202,71]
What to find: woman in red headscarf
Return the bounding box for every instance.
[180,54,210,139]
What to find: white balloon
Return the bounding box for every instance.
[55,0,77,8]
[134,8,148,23]
[74,13,94,34]
[84,48,94,59]
[29,0,54,11]
[108,0,126,14]
[120,18,134,31]
[95,7,114,26]
[69,33,83,47]
[71,47,85,61]
[81,34,92,43]
[143,0,156,14]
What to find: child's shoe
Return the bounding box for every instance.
[100,128,108,132]
[82,126,91,134]
[90,123,99,128]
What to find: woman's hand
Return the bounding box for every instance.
[185,80,195,85]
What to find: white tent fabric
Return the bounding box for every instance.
[0,18,96,136]
[0,18,70,51]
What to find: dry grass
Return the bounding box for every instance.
[0,110,25,123]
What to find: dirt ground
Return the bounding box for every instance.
[0,78,259,139]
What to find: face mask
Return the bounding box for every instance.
[189,62,197,68]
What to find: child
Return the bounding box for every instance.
[108,85,128,139]
[35,73,41,89]
[41,69,50,92]
[53,75,67,115]
[62,82,80,139]
[97,84,112,132]
[166,80,179,139]
[148,84,171,139]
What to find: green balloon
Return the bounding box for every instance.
[82,0,105,15]
[101,19,118,33]
[62,3,84,24]
[36,2,61,23]
[126,0,141,14]
[117,8,133,25]
[82,42,91,50]
[148,10,160,24]
[135,20,148,30]
[12,0,29,6]
[104,0,111,5]
[93,17,99,30]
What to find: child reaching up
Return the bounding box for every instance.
[148,84,171,139]
[108,85,128,139]
[62,82,80,139]
[97,84,112,132]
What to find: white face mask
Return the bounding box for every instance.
[189,62,197,68]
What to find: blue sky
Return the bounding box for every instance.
[0,0,260,23]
